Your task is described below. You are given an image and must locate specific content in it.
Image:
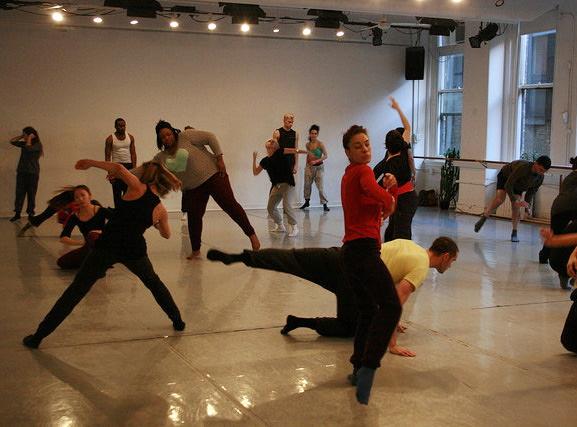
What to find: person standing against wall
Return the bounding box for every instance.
[105,118,136,207]
[300,124,329,212]
[9,126,43,222]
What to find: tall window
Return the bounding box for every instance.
[518,31,555,158]
[438,54,464,155]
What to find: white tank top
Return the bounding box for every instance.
[110,132,132,163]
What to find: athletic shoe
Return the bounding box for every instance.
[270,223,286,233]
[511,230,519,243]
[299,200,310,210]
[474,215,487,232]
[560,274,572,290]
[288,224,299,237]
[9,214,21,222]
[323,204,330,212]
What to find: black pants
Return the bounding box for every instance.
[561,289,577,353]
[341,239,401,369]
[14,172,39,215]
[384,190,418,242]
[110,163,132,207]
[540,211,577,260]
[549,220,577,279]
[243,247,357,337]
[32,247,182,340]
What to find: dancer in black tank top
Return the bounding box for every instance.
[23,160,185,349]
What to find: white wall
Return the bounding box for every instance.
[0,19,423,216]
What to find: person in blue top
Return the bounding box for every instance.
[22,160,185,349]
[8,127,43,222]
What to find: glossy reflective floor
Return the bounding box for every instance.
[2,207,577,426]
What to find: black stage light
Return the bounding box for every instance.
[372,27,383,46]
[417,17,457,36]
[171,6,197,14]
[469,23,499,48]
[220,3,266,25]
[103,0,162,18]
[307,9,349,29]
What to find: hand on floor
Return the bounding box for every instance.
[389,345,416,357]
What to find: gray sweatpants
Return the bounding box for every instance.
[303,164,328,204]
[268,183,297,226]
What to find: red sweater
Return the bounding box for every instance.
[341,163,396,243]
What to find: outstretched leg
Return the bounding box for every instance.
[122,256,184,330]
[23,248,113,348]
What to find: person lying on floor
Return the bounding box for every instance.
[207,236,458,357]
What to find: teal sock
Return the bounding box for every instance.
[356,367,376,405]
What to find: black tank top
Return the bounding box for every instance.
[278,127,296,170]
[97,186,160,259]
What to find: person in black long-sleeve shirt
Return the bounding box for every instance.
[57,185,113,270]
[373,97,418,241]
[8,127,43,222]
[475,156,551,242]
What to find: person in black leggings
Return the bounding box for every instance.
[539,157,577,265]
[22,160,185,349]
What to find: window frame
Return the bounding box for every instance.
[515,30,556,159]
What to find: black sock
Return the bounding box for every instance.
[22,334,41,349]
[173,319,186,331]
[280,315,316,335]
[206,249,243,265]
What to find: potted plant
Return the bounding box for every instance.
[439,148,460,210]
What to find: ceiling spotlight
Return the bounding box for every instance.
[221,3,266,25]
[51,11,64,22]
[336,30,344,37]
[451,0,463,3]
[273,26,280,33]
[469,22,499,48]
[302,27,312,36]
[93,16,103,24]
[240,23,250,32]
[130,19,139,25]
[208,22,217,31]
[169,20,179,28]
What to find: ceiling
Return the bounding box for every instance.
[223,0,558,22]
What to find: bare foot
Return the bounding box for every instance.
[186,250,201,260]
[249,234,261,251]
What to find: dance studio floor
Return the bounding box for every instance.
[1,207,576,426]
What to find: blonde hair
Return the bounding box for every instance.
[140,161,181,197]
[283,113,295,120]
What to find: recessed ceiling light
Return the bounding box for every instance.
[92,17,103,24]
[169,20,179,28]
[51,11,64,22]
[336,30,344,37]
[302,27,312,36]
[208,22,217,31]
[240,23,250,32]
[130,19,139,25]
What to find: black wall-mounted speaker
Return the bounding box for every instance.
[405,46,425,80]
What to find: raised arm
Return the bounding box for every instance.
[75,159,142,193]
[104,135,112,162]
[389,96,411,143]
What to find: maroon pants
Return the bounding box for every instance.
[183,173,255,252]
[57,234,98,270]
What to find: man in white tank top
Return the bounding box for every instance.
[105,118,136,207]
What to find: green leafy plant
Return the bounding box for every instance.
[439,148,460,210]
